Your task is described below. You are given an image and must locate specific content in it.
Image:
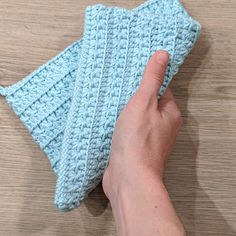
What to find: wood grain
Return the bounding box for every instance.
[0,0,235,235]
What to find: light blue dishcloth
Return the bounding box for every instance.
[0,0,201,211]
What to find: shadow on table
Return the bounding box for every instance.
[165,33,235,235]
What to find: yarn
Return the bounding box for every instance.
[0,0,201,211]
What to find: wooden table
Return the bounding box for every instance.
[0,1,235,235]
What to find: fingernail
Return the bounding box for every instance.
[156,50,169,63]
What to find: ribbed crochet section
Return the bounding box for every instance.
[0,0,201,211]
[55,4,200,210]
[2,40,82,173]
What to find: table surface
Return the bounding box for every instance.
[0,0,235,235]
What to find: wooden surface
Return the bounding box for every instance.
[0,0,236,235]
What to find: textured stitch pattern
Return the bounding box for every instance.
[55,3,200,210]
[0,0,201,211]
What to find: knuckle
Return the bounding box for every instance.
[150,113,160,127]
[154,75,163,88]
[131,90,149,109]
[174,109,183,127]
[135,87,148,101]
[142,89,158,105]
[131,89,157,112]
[156,59,166,72]
[154,53,168,68]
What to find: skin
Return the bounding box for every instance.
[102,51,185,236]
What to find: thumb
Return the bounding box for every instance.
[138,50,169,102]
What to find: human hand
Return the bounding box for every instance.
[102,51,185,236]
[103,51,182,200]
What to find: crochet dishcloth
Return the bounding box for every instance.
[0,0,201,211]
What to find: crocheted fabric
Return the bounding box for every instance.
[0,0,201,211]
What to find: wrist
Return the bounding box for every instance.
[103,167,185,236]
[104,169,180,236]
[103,163,164,205]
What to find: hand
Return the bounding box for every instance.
[102,51,185,236]
[103,50,182,198]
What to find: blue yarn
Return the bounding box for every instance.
[0,0,201,211]
[0,86,6,96]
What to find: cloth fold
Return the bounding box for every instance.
[0,0,201,211]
